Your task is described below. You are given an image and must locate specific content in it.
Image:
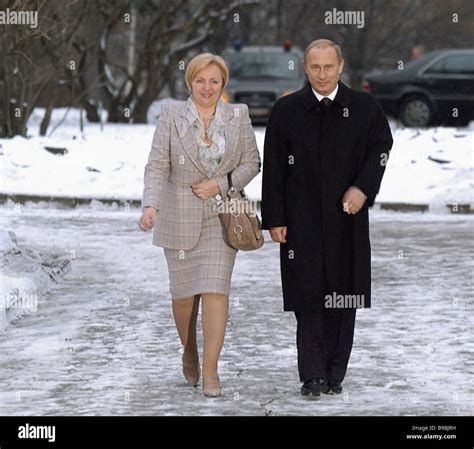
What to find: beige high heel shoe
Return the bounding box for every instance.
[182,354,200,387]
[202,375,221,397]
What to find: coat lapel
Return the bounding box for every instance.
[321,81,350,134]
[214,103,239,176]
[299,80,351,137]
[176,104,208,177]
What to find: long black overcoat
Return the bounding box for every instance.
[261,81,393,312]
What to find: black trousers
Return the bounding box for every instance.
[294,309,357,383]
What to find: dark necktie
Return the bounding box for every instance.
[320,97,332,108]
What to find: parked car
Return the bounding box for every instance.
[362,49,474,127]
[221,42,307,124]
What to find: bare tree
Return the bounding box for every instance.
[95,0,258,123]
[1,0,46,137]
[0,0,101,137]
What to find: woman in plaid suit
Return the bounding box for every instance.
[139,53,261,397]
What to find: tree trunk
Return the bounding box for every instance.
[107,99,130,123]
[82,100,100,122]
[132,84,164,124]
[40,95,55,136]
[131,100,150,124]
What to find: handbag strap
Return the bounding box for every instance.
[226,172,245,198]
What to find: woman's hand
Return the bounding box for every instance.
[191,178,221,200]
[139,208,157,231]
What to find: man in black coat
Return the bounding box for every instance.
[261,39,393,397]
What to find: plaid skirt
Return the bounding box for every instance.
[163,200,238,300]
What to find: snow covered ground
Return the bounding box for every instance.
[0,205,472,415]
[0,228,70,332]
[0,104,472,209]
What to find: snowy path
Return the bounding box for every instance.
[0,206,473,416]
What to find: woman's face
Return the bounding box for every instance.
[191,64,223,109]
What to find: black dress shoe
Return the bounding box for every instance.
[321,379,343,395]
[301,378,321,397]
[329,381,342,394]
[320,378,331,395]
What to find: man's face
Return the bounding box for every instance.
[304,46,344,96]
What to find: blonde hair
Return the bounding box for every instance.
[185,53,229,90]
[304,39,343,63]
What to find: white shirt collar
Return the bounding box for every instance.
[311,83,338,102]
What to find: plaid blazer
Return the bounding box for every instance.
[142,100,261,250]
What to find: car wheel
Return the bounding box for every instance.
[399,95,434,127]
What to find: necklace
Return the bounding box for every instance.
[198,111,215,146]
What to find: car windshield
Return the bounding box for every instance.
[224,51,301,81]
[403,51,444,71]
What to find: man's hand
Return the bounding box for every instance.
[342,186,367,214]
[192,178,221,200]
[270,226,287,243]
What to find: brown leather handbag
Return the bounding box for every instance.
[217,172,264,251]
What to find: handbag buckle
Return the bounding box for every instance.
[233,224,243,234]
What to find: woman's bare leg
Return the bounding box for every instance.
[201,293,229,383]
[172,294,200,384]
